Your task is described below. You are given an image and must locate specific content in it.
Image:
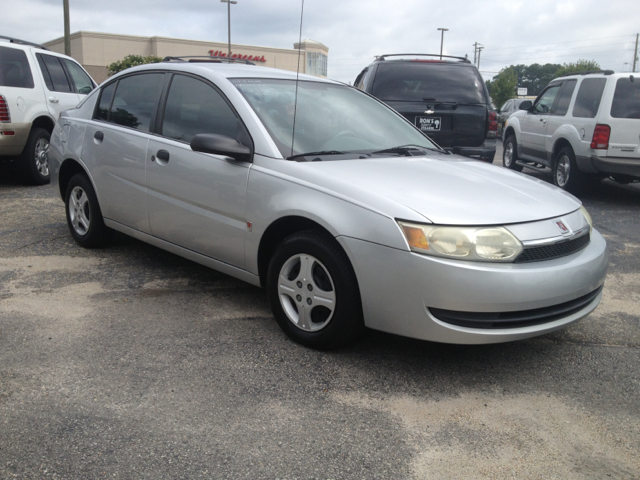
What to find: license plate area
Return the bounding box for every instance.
[416,116,441,132]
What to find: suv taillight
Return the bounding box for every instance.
[590,124,610,149]
[487,110,497,138]
[0,95,11,123]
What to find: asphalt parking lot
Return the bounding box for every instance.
[1,149,639,479]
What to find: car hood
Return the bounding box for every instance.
[274,154,580,225]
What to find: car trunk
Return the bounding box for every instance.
[370,61,488,148]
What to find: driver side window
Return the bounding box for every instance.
[533,85,560,114]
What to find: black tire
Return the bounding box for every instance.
[502,135,523,172]
[553,146,583,193]
[267,230,364,349]
[19,127,51,185]
[64,173,113,248]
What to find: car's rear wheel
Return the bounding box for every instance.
[553,146,583,193]
[19,127,50,185]
[503,135,523,172]
[267,231,364,349]
[65,173,113,248]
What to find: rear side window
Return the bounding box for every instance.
[62,59,93,94]
[161,74,241,143]
[96,82,116,121]
[0,46,34,88]
[371,63,487,104]
[610,77,640,119]
[107,73,164,132]
[37,54,73,92]
[553,80,576,116]
[572,78,606,118]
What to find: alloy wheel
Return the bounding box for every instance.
[556,154,571,187]
[69,186,91,236]
[34,137,50,177]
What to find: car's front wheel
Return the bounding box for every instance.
[65,173,113,248]
[503,135,523,172]
[267,231,364,349]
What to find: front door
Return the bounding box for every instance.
[145,73,252,268]
[520,84,561,159]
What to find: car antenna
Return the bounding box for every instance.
[291,0,305,159]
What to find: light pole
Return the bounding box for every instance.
[220,0,237,58]
[437,28,448,60]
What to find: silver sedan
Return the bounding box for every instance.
[48,60,608,349]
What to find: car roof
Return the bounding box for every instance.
[114,61,340,85]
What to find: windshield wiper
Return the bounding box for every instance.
[286,150,346,161]
[372,144,444,156]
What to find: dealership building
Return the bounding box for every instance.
[43,31,329,83]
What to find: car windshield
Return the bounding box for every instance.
[231,78,438,159]
[370,62,487,104]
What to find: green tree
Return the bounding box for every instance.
[106,54,163,76]
[491,68,518,108]
[553,59,601,78]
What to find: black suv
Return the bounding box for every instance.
[354,54,497,162]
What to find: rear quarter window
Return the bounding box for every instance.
[610,77,640,119]
[572,78,606,118]
[0,46,34,88]
[371,63,486,104]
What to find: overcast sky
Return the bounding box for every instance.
[5,0,640,83]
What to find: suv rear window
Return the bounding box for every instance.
[572,78,606,118]
[610,77,640,119]
[0,46,34,88]
[371,63,486,104]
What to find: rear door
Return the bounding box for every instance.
[369,62,487,148]
[35,53,82,118]
[607,77,640,159]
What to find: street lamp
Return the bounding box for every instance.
[220,0,237,58]
[437,28,448,60]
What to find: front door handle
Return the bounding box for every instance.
[156,150,170,162]
[48,96,59,104]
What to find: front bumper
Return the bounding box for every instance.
[338,229,609,344]
[447,138,496,163]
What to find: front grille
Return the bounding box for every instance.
[0,95,10,122]
[515,232,590,263]
[429,285,603,329]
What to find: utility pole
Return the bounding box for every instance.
[473,42,482,65]
[63,0,71,56]
[477,46,484,69]
[220,0,237,57]
[437,28,448,60]
[633,33,639,73]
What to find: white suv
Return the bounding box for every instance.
[0,36,96,184]
[502,70,640,193]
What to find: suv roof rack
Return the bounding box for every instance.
[556,70,614,78]
[0,35,49,50]
[161,55,255,65]
[375,53,470,63]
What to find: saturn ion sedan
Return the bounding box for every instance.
[48,59,609,349]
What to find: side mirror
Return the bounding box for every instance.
[519,100,533,110]
[190,133,252,162]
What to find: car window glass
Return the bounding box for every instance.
[371,63,486,104]
[533,85,560,114]
[610,77,640,119]
[96,82,116,121]
[553,80,576,116]
[0,46,34,88]
[38,54,72,92]
[354,68,367,89]
[109,73,164,132]
[572,78,606,118]
[161,74,241,144]
[232,78,437,158]
[500,100,510,112]
[62,59,93,94]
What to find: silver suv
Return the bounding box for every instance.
[502,70,640,193]
[0,36,96,184]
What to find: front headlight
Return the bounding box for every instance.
[579,205,593,233]
[398,221,523,262]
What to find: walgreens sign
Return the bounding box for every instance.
[208,50,266,62]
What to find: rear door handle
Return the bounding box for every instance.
[48,96,59,104]
[156,150,170,162]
